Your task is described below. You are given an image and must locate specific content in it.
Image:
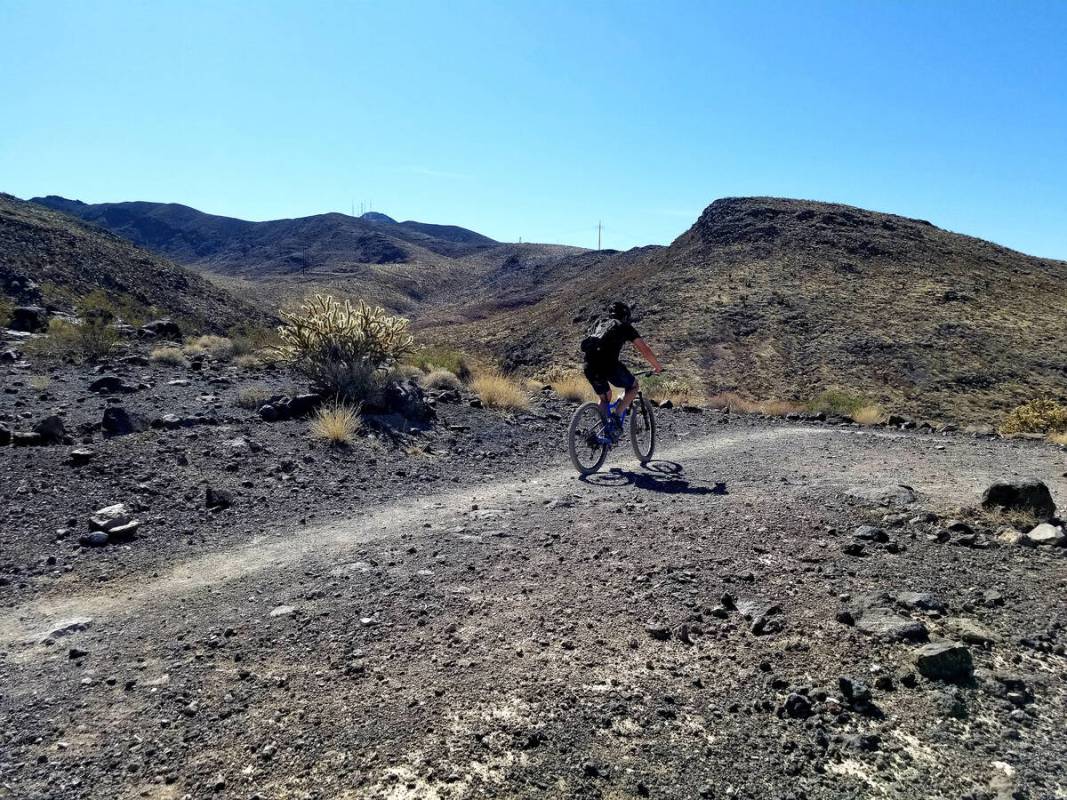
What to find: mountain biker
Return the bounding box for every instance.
[581,301,662,439]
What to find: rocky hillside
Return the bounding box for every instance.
[0,194,264,332]
[422,197,1067,425]
[31,196,499,275]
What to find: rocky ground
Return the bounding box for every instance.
[1,333,1066,800]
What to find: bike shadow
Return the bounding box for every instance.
[580,460,728,496]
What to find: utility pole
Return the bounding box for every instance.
[597,221,602,251]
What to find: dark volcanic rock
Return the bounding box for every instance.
[206,487,234,510]
[139,319,182,339]
[10,305,49,332]
[89,375,138,394]
[981,479,1056,521]
[914,641,973,681]
[32,415,67,445]
[102,407,148,436]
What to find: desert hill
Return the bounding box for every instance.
[421,197,1067,424]
[0,194,263,332]
[30,196,499,275]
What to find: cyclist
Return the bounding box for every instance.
[581,301,662,440]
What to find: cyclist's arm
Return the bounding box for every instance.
[632,338,662,373]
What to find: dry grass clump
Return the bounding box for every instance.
[421,369,463,391]
[806,389,871,417]
[1000,398,1067,436]
[472,371,529,411]
[1048,431,1067,446]
[642,374,700,406]
[185,335,234,361]
[310,400,362,446]
[150,346,189,367]
[407,346,471,381]
[708,392,802,416]
[29,375,51,392]
[553,373,596,403]
[276,294,415,401]
[26,317,118,362]
[234,354,262,370]
[0,296,13,328]
[236,385,272,410]
[852,404,886,425]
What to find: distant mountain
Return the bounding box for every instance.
[30,196,498,276]
[0,194,264,332]
[423,197,1067,424]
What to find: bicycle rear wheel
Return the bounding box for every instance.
[630,394,656,463]
[568,402,609,475]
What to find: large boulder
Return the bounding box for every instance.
[981,479,1057,521]
[32,415,67,445]
[9,305,49,332]
[139,319,182,339]
[102,407,149,436]
[914,641,974,681]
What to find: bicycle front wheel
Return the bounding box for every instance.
[630,394,656,463]
[568,402,609,475]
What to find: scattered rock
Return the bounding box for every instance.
[41,617,93,642]
[102,407,148,436]
[854,607,928,641]
[781,693,812,719]
[88,375,137,394]
[206,487,234,510]
[139,319,182,339]
[88,503,141,540]
[981,479,1057,521]
[853,525,888,542]
[9,305,49,332]
[895,591,946,613]
[269,605,296,617]
[847,484,918,508]
[944,618,998,646]
[645,622,671,641]
[67,447,96,465]
[914,641,974,681]
[1023,523,1065,547]
[32,415,66,444]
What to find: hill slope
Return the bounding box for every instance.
[0,194,263,331]
[30,196,499,276]
[423,197,1067,424]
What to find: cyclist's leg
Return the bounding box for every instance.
[612,364,639,415]
[583,363,612,414]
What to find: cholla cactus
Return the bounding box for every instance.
[276,294,415,398]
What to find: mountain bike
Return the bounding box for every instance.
[567,370,657,475]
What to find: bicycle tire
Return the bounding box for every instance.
[630,394,656,463]
[568,402,610,475]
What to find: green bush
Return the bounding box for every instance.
[276,294,416,400]
[77,289,152,327]
[806,389,870,417]
[407,345,471,381]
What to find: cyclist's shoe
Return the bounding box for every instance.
[606,413,624,442]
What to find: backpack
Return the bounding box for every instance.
[580,317,622,360]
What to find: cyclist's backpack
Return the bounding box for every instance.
[580,317,621,360]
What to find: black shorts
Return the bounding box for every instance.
[583,361,636,396]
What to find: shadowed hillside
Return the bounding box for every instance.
[421,197,1067,424]
[0,194,264,331]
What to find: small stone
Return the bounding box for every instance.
[1023,523,1065,547]
[206,487,234,510]
[645,622,671,641]
[781,693,812,719]
[269,605,296,617]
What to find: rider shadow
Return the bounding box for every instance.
[581,460,728,496]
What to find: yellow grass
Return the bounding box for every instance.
[1048,431,1067,446]
[852,404,886,425]
[236,385,272,410]
[234,354,261,370]
[472,371,529,411]
[553,373,596,402]
[150,346,189,366]
[185,335,234,361]
[310,401,362,446]
[421,368,462,391]
[708,392,802,416]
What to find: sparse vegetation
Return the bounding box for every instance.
[553,373,596,403]
[150,346,189,367]
[472,371,529,411]
[852,404,887,425]
[277,294,415,400]
[0,296,13,328]
[1000,397,1067,436]
[310,400,362,446]
[407,346,471,381]
[184,335,235,361]
[26,316,118,362]
[642,374,701,406]
[237,385,272,410]
[1049,431,1067,446]
[228,323,283,357]
[234,354,262,370]
[421,369,463,391]
[708,392,802,416]
[806,389,872,418]
[29,375,51,392]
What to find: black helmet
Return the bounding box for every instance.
[608,301,632,322]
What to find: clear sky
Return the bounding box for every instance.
[2,1,1066,257]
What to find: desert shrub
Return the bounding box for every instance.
[26,317,118,362]
[1000,398,1067,435]
[852,404,886,425]
[472,371,529,411]
[392,363,425,382]
[758,399,804,416]
[806,389,870,417]
[1049,431,1067,446]
[0,296,13,328]
[407,346,471,381]
[276,295,415,400]
[29,375,51,392]
[421,369,463,391]
[185,335,234,361]
[642,374,700,406]
[150,346,189,366]
[234,354,261,369]
[236,385,272,410]
[78,289,152,327]
[708,392,801,416]
[553,373,595,402]
[229,324,283,356]
[310,400,362,446]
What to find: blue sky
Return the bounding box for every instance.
[2,1,1066,257]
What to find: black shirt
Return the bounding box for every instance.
[588,319,639,365]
